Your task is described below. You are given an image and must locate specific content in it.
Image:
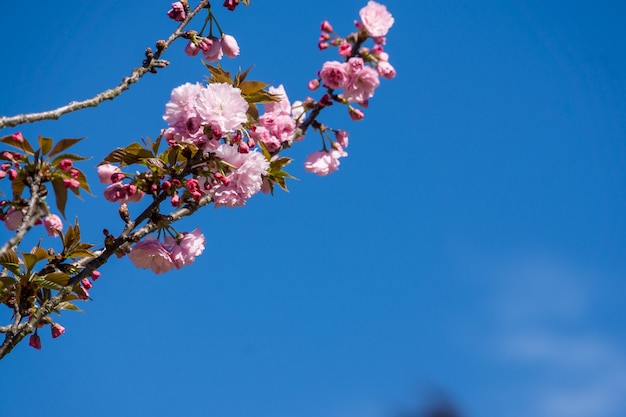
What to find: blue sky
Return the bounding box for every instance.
[1,1,626,416]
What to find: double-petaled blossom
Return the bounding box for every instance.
[319,61,349,90]
[166,229,206,269]
[359,1,394,37]
[304,146,348,176]
[97,164,121,184]
[209,144,270,207]
[250,85,300,152]
[129,236,176,274]
[130,229,206,274]
[43,214,63,237]
[343,57,380,103]
[163,82,248,148]
[3,207,23,231]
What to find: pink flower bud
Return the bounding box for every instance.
[81,278,93,290]
[91,270,101,281]
[51,323,65,339]
[221,34,240,58]
[11,132,24,142]
[186,178,199,192]
[167,2,186,22]
[63,178,80,190]
[29,334,41,350]
[237,141,250,154]
[308,79,320,91]
[110,172,125,183]
[184,40,200,56]
[321,20,334,33]
[59,159,73,171]
[318,41,329,50]
[171,193,180,207]
[223,0,240,11]
[377,61,396,79]
[161,180,172,190]
[348,107,364,121]
[338,41,352,57]
[335,130,349,148]
[8,169,17,180]
[97,164,120,184]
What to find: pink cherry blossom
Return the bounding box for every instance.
[304,148,348,176]
[168,228,206,269]
[319,61,349,90]
[43,214,63,237]
[129,236,175,274]
[220,34,240,58]
[59,159,73,171]
[195,83,249,134]
[335,130,349,148]
[210,144,270,207]
[343,58,380,102]
[203,38,223,62]
[97,164,121,184]
[359,1,394,37]
[377,60,396,79]
[4,207,23,231]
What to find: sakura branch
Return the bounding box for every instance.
[0,0,212,130]
[0,1,396,360]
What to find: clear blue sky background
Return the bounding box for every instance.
[1,1,626,416]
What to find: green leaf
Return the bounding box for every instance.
[238,80,269,95]
[30,275,64,290]
[100,143,153,166]
[11,173,25,200]
[64,220,80,251]
[48,138,84,158]
[38,136,54,156]
[204,63,232,84]
[234,66,253,86]
[22,253,40,272]
[56,301,82,312]
[0,249,21,274]
[0,134,35,154]
[43,272,71,286]
[51,177,68,218]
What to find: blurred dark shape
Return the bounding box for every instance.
[395,393,463,417]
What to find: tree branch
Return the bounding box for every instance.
[0,0,210,130]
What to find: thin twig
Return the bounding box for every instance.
[0,0,210,130]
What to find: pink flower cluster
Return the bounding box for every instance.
[304,130,349,176]
[163,82,249,150]
[129,229,206,274]
[319,57,380,103]
[97,164,144,204]
[184,34,240,62]
[250,85,302,152]
[207,144,270,208]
